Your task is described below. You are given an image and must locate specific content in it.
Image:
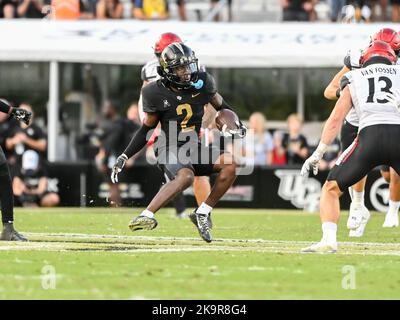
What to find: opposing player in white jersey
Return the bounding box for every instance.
[324,28,400,237]
[301,41,400,253]
[139,33,212,218]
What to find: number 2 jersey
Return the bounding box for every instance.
[344,63,400,131]
[141,71,217,148]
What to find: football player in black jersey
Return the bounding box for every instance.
[140,32,213,220]
[0,99,31,241]
[111,43,246,243]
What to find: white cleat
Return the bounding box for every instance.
[348,209,370,237]
[347,204,370,230]
[301,241,337,253]
[349,224,366,237]
[382,213,399,228]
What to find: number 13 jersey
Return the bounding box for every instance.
[345,63,400,131]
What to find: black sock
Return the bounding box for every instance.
[0,163,14,225]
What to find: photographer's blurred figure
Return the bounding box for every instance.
[6,103,47,165]
[96,101,143,206]
[13,150,59,207]
[282,114,309,165]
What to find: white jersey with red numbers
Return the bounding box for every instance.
[346,63,400,131]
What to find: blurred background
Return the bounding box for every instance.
[0,0,396,211]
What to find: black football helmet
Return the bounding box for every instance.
[159,43,199,89]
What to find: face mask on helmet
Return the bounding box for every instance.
[161,44,199,89]
[168,60,199,88]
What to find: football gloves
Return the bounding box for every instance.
[300,143,328,177]
[221,120,247,139]
[235,120,247,138]
[111,154,128,183]
[10,107,32,126]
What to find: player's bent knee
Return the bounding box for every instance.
[323,180,342,196]
[218,162,237,181]
[176,169,195,188]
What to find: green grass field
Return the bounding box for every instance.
[1,207,400,300]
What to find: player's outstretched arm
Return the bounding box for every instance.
[301,87,352,177]
[324,66,350,100]
[111,112,159,183]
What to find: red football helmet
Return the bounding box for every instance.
[371,28,400,53]
[154,33,182,57]
[360,40,397,65]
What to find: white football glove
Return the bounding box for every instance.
[111,154,128,183]
[220,121,247,139]
[300,143,328,177]
[383,89,400,110]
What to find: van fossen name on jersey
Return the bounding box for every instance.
[361,67,397,76]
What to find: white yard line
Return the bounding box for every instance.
[23,232,400,247]
[0,242,400,256]
[0,232,398,256]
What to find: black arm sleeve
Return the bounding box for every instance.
[220,99,234,111]
[205,73,217,100]
[123,124,153,159]
[0,99,12,114]
[340,75,350,91]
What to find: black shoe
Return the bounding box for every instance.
[128,215,158,231]
[191,213,212,243]
[0,224,28,242]
[189,209,213,229]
